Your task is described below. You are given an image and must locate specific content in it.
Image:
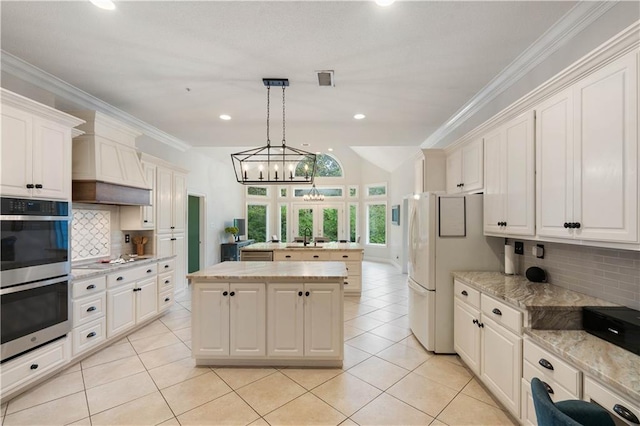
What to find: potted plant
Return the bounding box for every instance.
[224,226,239,243]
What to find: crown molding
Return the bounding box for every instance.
[1,51,191,152]
[422,1,618,149]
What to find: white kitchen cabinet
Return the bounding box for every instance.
[484,111,535,236]
[454,298,481,375]
[1,90,83,200]
[157,166,186,234]
[267,283,341,358]
[536,51,638,244]
[446,138,483,194]
[192,283,266,358]
[583,376,640,425]
[106,282,136,337]
[135,277,159,324]
[157,233,186,294]
[106,267,158,337]
[120,160,157,230]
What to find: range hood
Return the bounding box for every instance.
[70,111,151,206]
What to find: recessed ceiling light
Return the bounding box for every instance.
[219,114,231,121]
[328,148,333,152]
[90,0,116,10]
[375,0,395,6]
[354,113,366,120]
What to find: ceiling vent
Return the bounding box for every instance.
[316,70,334,87]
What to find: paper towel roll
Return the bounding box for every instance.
[505,244,515,275]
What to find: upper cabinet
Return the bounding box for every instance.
[484,112,535,236]
[536,51,638,244]
[156,166,187,235]
[446,138,484,194]
[1,89,84,200]
[120,159,157,230]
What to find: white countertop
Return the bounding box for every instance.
[240,242,363,251]
[71,255,176,279]
[187,261,348,281]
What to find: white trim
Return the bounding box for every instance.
[365,182,387,198]
[365,201,387,246]
[1,50,191,152]
[246,201,270,243]
[422,1,618,149]
[348,185,358,198]
[348,202,359,243]
[277,202,289,243]
[246,185,270,198]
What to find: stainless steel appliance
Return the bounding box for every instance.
[1,197,72,361]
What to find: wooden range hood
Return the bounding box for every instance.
[70,111,151,206]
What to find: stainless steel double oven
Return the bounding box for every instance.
[1,197,72,362]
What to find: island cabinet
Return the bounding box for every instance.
[188,261,346,367]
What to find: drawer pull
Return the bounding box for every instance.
[30,364,38,370]
[86,306,97,312]
[342,255,348,258]
[344,281,349,285]
[298,291,303,296]
[229,291,235,296]
[117,276,124,281]
[478,322,484,328]
[164,297,170,302]
[461,290,468,296]
[538,358,554,370]
[164,265,170,268]
[223,291,228,296]
[472,319,478,325]
[492,308,502,316]
[164,280,170,284]
[133,288,141,292]
[86,284,96,290]
[35,184,43,189]
[146,269,153,273]
[86,332,97,339]
[313,255,319,258]
[305,291,310,297]
[285,255,292,258]
[543,381,554,395]
[613,404,639,424]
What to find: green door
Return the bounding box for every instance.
[187,196,200,273]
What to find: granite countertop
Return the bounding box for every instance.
[241,242,364,251]
[71,255,176,279]
[525,329,640,403]
[187,261,348,281]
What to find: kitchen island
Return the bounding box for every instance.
[187,261,346,367]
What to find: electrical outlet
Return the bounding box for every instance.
[125,234,130,243]
[536,244,545,259]
[514,241,524,255]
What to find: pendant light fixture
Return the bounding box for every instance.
[231,79,317,185]
[303,184,324,202]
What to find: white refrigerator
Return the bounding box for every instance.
[407,193,501,353]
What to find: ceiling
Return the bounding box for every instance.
[1,1,577,167]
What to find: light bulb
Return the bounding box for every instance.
[375,0,395,6]
[90,0,116,10]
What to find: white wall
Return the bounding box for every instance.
[388,154,416,268]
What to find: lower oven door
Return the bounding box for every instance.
[1,275,71,361]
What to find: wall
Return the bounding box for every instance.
[359,159,392,261]
[388,154,417,269]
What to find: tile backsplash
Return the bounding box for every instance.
[72,203,126,262]
[516,240,640,310]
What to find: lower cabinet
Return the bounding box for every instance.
[267,283,342,358]
[192,283,266,358]
[107,276,158,337]
[453,298,481,375]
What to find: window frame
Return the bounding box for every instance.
[245,201,270,243]
[365,201,387,246]
[365,182,387,198]
[246,186,270,198]
[348,202,359,243]
[277,202,289,243]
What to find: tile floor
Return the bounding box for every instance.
[1,261,517,426]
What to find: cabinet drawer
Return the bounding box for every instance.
[584,376,640,425]
[107,264,158,288]
[72,317,106,356]
[301,251,331,261]
[72,276,106,299]
[158,290,174,312]
[1,337,69,394]
[481,293,522,334]
[274,251,301,261]
[330,251,362,261]
[158,259,176,273]
[72,293,106,327]
[454,280,480,309]
[523,338,581,395]
[158,271,175,293]
[345,261,362,276]
[523,361,580,399]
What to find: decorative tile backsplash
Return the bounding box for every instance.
[72,209,111,260]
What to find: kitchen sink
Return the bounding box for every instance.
[285,243,325,248]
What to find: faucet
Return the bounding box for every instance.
[303,227,312,247]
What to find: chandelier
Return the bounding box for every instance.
[231,79,317,185]
[303,184,324,201]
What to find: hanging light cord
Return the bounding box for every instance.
[282,85,286,147]
[266,85,271,147]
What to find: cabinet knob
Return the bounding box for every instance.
[492,308,502,316]
[223,291,228,296]
[285,255,292,258]
[171,226,175,229]
[478,322,484,328]
[342,255,348,258]
[144,220,148,223]
[472,319,478,325]
[30,364,38,370]
[164,280,170,284]
[542,381,554,395]
[305,291,310,297]
[117,276,124,281]
[146,269,153,273]
[461,290,468,296]
[164,297,170,302]
[298,291,303,296]
[26,184,35,189]
[164,265,169,268]
[538,358,554,370]
[86,306,97,312]
[35,184,43,189]
[313,255,319,258]
[86,332,97,339]
[613,404,639,424]
[564,222,570,228]
[171,238,177,241]
[86,284,96,290]
[574,222,581,229]
[230,291,235,296]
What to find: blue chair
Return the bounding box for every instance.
[531,377,614,426]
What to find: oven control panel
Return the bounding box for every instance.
[1,198,68,216]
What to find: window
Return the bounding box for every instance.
[279,187,287,198]
[367,203,386,245]
[349,186,358,198]
[247,203,269,242]
[293,187,343,198]
[366,183,386,197]
[279,203,288,242]
[247,186,268,197]
[295,154,343,177]
[349,203,358,243]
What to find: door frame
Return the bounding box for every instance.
[187,192,206,272]
[291,202,345,241]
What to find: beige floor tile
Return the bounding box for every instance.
[387,372,459,417]
[248,418,270,426]
[183,339,192,349]
[398,334,429,352]
[339,419,359,426]
[214,367,277,390]
[347,356,409,390]
[280,368,342,390]
[351,393,434,426]
[161,307,191,321]
[80,342,137,369]
[235,371,306,416]
[129,331,181,354]
[344,316,385,332]
[413,356,472,391]
[148,356,209,389]
[376,293,407,303]
[437,393,516,425]
[356,298,392,309]
[138,341,191,369]
[55,362,81,377]
[178,392,259,425]
[82,355,146,389]
[264,392,346,426]
[376,342,433,370]
[7,371,84,414]
[344,324,366,341]
[160,315,191,331]
[461,378,502,408]
[66,416,92,425]
[368,323,413,342]
[90,392,173,425]
[387,314,410,328]
[3,392,88,426]
[311,372,382,416]
[345,333,395,355]
[157,418,180,426]
[430,419,448,425]
[161,371,232,415]
[439,354,464,367]
[86,371,157,415]
[382,304,409,315]
[126,320,170,342]
[362,309,404,323]
[342,344,372,370]
[173,326,191,342]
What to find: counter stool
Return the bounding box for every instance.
[531,377,615,426]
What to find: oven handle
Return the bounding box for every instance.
[0,215,71,221]
[1,275,69,295]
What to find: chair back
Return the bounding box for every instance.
[531,378,582,426]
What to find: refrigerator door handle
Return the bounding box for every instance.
[408,279,430,296]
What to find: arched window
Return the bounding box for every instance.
[295,154,343,178]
